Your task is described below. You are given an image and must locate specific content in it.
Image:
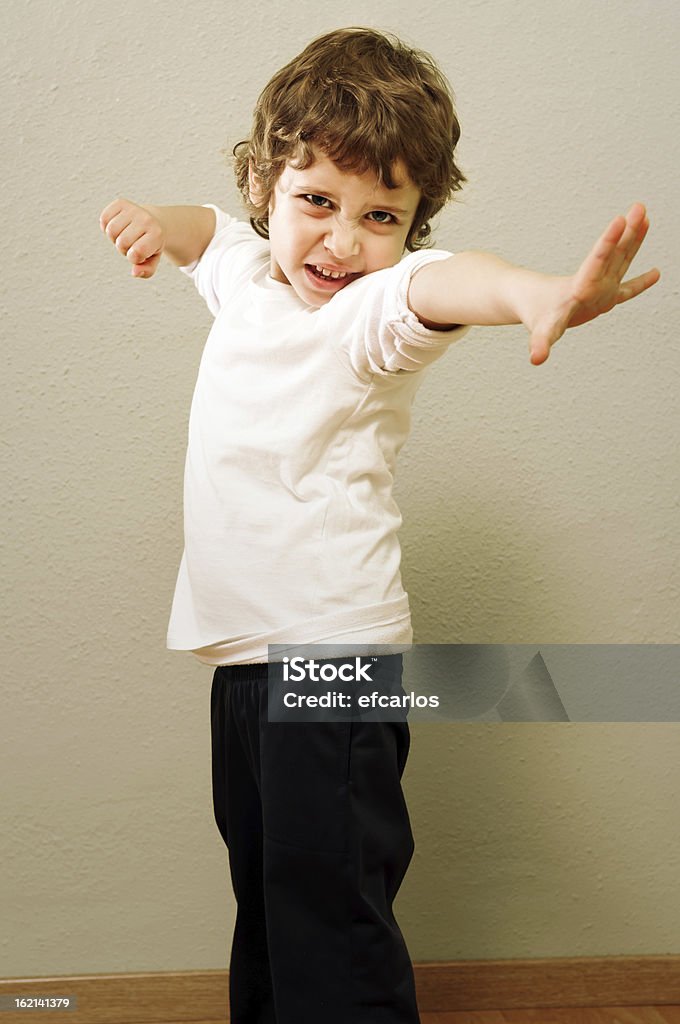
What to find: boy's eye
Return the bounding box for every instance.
[302,194,333,209]
[366,210,396,224]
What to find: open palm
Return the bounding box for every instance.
[530,203,660,365]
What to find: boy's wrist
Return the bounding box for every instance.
[135,205,216,267]
[509,267,573,331]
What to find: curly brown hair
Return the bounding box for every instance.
[230,27,466,252]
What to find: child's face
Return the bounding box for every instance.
[252,150,421,306]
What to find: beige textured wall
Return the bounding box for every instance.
[2,0,678,977]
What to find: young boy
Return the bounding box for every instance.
[99,27,659,1024]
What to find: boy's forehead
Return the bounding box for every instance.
[278,152,419,206]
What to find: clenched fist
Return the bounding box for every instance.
[99,198,165,278]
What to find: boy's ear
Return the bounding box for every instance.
[248,162,264,206]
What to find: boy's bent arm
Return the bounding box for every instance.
[408,203,660,365]
[100,199,217,278]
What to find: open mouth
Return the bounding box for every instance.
[304,264,359,288]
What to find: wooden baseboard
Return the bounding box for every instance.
[2,957,680,1022]
[416,956,680,1009]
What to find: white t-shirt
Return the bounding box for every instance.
[166,205,470,665]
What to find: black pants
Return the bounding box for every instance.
[210,656,421,1024]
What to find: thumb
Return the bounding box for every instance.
[529,312,569,366]
[131,253,161,278]
[529,332,551,365]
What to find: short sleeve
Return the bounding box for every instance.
[322,249,472,381]
[178,204,269,317]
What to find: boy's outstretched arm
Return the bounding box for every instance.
[99,199,216,277]
[407,203,661,364]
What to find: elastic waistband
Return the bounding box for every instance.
[212,661,269,685]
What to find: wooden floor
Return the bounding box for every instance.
[198,1010,680,1024]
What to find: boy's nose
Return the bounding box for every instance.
[324,221,360,261]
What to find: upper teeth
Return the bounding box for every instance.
[315,265,349,279]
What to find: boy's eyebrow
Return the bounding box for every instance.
[294,184,412,215]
